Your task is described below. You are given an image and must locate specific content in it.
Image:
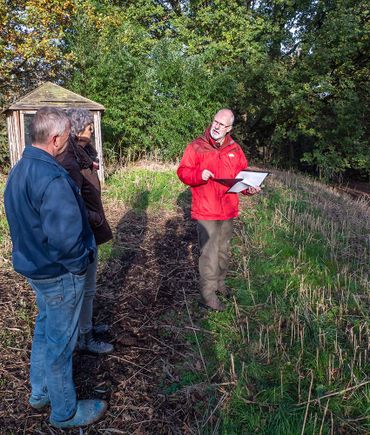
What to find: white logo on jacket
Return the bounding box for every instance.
[228,153,235,158]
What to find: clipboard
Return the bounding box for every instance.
[212,178,243,187]
[214,169,270,193]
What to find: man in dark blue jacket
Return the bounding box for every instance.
[4,107,107,429]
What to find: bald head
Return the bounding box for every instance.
[215,109,234,126]
[210,108,234,143]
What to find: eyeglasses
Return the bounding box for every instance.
[212,119,231,129]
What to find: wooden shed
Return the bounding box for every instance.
[5,82,106,182]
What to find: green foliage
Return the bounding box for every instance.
[2,0,368,178]
[0,117,10,174]
[65,2,236,160]
[62,0,369,180]
[0,0,76,106]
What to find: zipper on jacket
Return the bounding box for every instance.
[218,151,225,217]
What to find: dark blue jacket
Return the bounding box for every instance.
[4,146,96,279]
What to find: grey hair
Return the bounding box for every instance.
[31,106,70,145]
[65,108,93,137]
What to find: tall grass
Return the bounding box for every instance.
[1,164,368,433]
[106,162,183,212]
[205,170,369,434]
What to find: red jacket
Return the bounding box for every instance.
[177,128,248,220]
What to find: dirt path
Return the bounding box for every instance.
[335,181,370,202]
[0,200,214,433]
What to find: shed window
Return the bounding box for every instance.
[24,113,35,147]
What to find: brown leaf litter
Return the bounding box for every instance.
[0,200,220,434]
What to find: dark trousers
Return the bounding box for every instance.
[197,219,234,302]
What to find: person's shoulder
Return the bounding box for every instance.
[188,134,209,152]
[230,139,245,154]
[227,135,241,147]
[25,150,65,178]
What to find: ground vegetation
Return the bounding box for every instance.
[0,163,368,433]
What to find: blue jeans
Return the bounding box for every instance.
[79,250,98,334]
[28,272,87,422]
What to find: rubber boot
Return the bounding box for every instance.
[49,399,107,428]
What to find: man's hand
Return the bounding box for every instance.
[247,186,261,195]
[202,169,214,181]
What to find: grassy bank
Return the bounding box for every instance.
[202,171,369,434]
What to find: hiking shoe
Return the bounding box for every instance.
[49,399,107,428]
[200,296,225,311]
[78,330,113,354]
[93,323,110,334]
[29,395,50,410]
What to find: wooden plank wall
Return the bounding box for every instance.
[93,111,105,184]
[6,113,22,166]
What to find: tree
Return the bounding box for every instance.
[0,0,76,107]
[1,0,368,179]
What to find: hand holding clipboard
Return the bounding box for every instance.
[214,169,269,193]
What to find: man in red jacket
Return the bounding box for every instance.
[177,109,260,311]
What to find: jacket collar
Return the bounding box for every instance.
[203,127,234,150]
[23,145,68,172]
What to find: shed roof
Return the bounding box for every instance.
[6,82,105,111]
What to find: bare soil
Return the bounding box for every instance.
[0,199,217,434]
[335,181,370,202]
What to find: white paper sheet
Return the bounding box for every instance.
[227,170,269,193]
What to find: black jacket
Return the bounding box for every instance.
[57,138,113,245]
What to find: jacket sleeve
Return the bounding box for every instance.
[177,144,207,187]
[63,160,84,190]
[87,209,104,228]
[40,176,93,274]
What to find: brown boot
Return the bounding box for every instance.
[218,286,232,297]
[201,294,225,311]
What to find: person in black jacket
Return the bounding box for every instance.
[57,108,113,354]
